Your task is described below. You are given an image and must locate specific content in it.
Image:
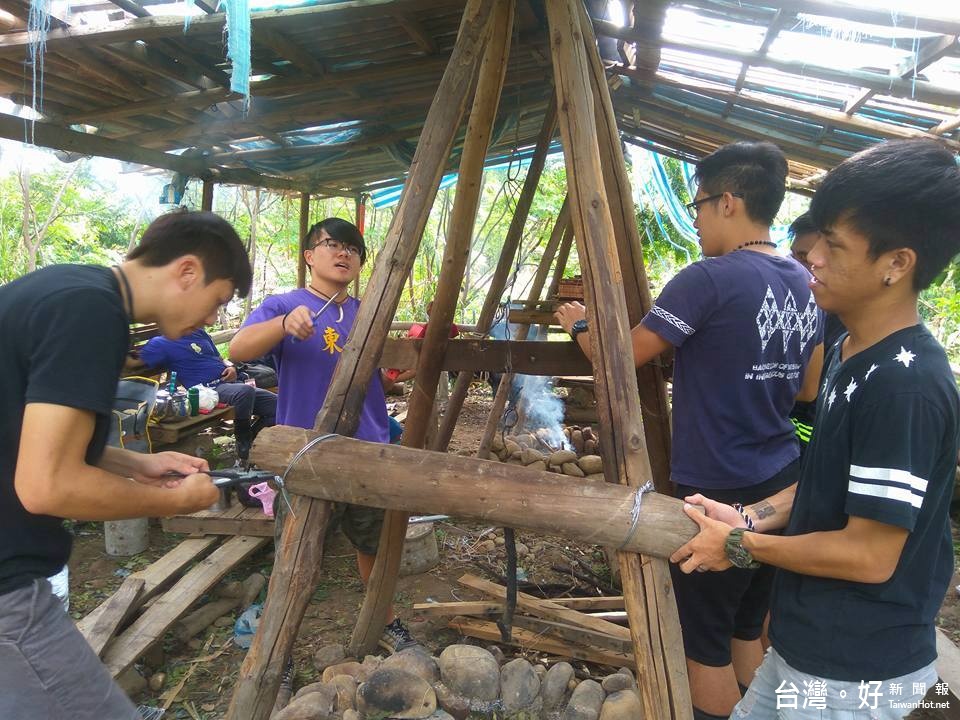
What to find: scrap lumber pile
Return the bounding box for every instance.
[76,535,267,681]
[415,573,634,670]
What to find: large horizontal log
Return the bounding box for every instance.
[251,427,698,559]
[378,338,592,376]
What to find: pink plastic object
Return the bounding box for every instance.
[247,482,276,517]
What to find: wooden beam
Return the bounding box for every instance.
[757,0,960,36]
[82,577,145,658]
[297,192,310,289]
[393,11,437,54]
[933,113,960,136]
[435,98,558,450]
[721,9,788,118]
[226,3,496,717]
[0,0,461,56]
[412,596,626,616]
[65,86,236,124]
[201,178,214,211]
[349,1,515,657]
[252,25,327,76]
[251,428,698,558]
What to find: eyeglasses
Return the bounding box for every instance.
[310,238,361,258]
[685,192,744,220]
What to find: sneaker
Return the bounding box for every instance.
[378,618,419,654]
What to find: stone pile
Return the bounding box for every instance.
[276,642,641,720]
[490,426,604,480]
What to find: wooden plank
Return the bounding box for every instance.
[458,573,631,641]
[161,508,275,537]
[378,338,592,376]
[83,577,145,658]
[252,428,699,559]
[150,405,235,445]
[412,596,625,616]
[104,535,268,677]
[449,616,634,669]
[512,615,633,654]
[76,536,221,637]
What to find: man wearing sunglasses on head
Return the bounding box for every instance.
[555,142,824,720]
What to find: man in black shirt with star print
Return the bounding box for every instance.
[672,139,960,717]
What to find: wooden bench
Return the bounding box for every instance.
[151,405,236,447]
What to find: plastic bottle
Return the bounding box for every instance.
[168,370,178,395]
[188,386,199,416]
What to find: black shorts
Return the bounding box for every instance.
[671,459,799,667]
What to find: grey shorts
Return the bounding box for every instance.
[0,579,139,720]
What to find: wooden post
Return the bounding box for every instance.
[578,0,672,493]
[547,223,574,300]
[576,4,690,716]
[200,178,214,212]
[296,192,310,289]
[348,0,515,657]
[434,98,558,451]
[545,1,690,718]
[476,196,570,460]
[353,194,366,297]
[226,2,496,718]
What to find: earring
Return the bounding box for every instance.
[883,277,892,287]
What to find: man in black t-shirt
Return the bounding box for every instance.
[0,211,251,720]
[671,139,960,718]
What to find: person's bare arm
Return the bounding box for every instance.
[554,302,672,367]
[671,504,907,584]
[230,305,317,361]
[683,483,797,534]
[15,403,218,520]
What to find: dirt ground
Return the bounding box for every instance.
[67,384,960,719]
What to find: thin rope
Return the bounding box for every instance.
[27,0,52,141]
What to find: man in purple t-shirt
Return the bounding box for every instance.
[230,218,416,656]
[556,142,823,719]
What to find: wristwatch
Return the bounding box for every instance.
[724,528,760,569]
[570,319,589,342]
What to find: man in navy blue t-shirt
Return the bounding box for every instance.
[557,142,824,718]
[140,329,276,462]
[672,139,960,718]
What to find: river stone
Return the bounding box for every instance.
[600,673,633,694]
[275,688,337,720]
[330,674,357,712]
[357,668,437,719]
[571,429,584,454]
[561,679,605,720]
[585,473,605,481]
[533,664,547,680]
[486,645,507,666]
[549,450,578,466]
[617,667,634,681]
[504,439,522,456]
[577,455,603,475]
[477,539,496,553]
[541,661,575,712]
[433,681,470,720]
[599,689,643,720]
[584,439,597,455]
[438,644,500,701]
[312,643,347,673]
[292,681,336,705]
[427,711,456,720]
[492,435,505,452]
[381,646,440,684]
[528,460,547,472]
[562,462,585,477]
[343,710,361,720]
[322,660,365,683]
[520,448,544,466]
[500,658,540,712]
[515,541,530,556]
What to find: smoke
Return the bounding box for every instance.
[512,375,570,451]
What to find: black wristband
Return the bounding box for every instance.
[281,311,291,331]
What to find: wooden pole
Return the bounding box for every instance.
[200,179,215,212]
[347,0,515,657]
[476,196,570,460]
[545,1,689,718]
[226,2,496,718]
[251,427,699,558]
[434,98,558,451]
[576,6,690,716]
[296,192,310,289]
[547,223,574,300]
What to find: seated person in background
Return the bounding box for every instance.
[386,300,460,383]
[140,329,277,463]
